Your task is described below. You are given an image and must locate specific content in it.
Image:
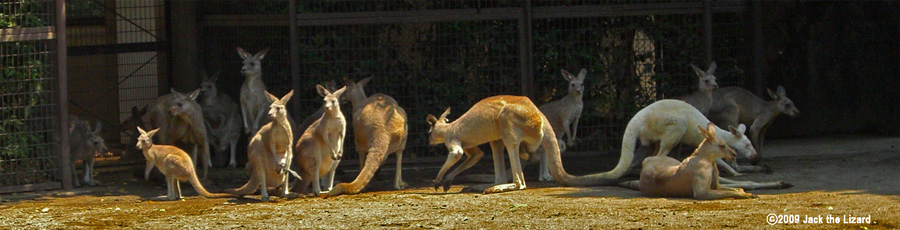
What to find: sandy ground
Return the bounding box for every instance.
[0,136,898,229]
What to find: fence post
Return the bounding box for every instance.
[751,0,764,95]
[519,0,534,99]
[289,0,300,110]
[702,0,714,66]
[56,0,72,190]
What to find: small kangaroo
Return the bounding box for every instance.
[325,77,408,197]
[535,68,586,182]
[708,85,800,174]
[676,62,719,115]
[427,95,620,194]
[236,47,272,136]
[292,84,347,195]
[618,124,758,200]
[136,127,236,200]
[68,115,108,187]
[161,88,212,180]
[198,69,242,168]
[225,90,295,202]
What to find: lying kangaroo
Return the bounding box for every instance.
[161,88,212,179]
[619,124,758,200]
[292,84,347,195]
[136,127,236,200]
[225,90,295,202]
[68,115,108,187]
[708,85,800,174]
[236,47,272,136]
[198,69,242,168]
[325,77,408,197]
[676,62,718,115]
[427,95,620,194]
[535,68,586,182]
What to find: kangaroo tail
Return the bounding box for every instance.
[618,180,640,191]
[542,125,620,186]
[224,168,260,196]
[590,117,640,180]
[326,134,390,197]
[187,169,237,198]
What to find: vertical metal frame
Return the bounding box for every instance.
[56,0,72,190]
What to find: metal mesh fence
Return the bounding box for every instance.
[0,0,60,190]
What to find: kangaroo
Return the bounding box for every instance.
[198,70,242,168]
[225,90,296,202]
[325,77,408,197]
[618,124,758,200]
[534,68,586,182]
[136,127,236,200]
[236,47,272,136]
[120,105,148,141]
[708,85,800,174]
[68,115,108,187]
[427,95,622,194]
[292,84,347,195]
[676,62,719,115]
[147,90,178,142]
[158,88,212,180]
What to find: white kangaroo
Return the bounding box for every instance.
[535,68,586,182]
[677,62,719,115]
[236,47,272,136]
[292,84,347,196]
[708,85,800,174]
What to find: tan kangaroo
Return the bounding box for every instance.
[325,77,408,197]
[136,127,237,200]
[535,68,586,182]
[225,90,295,202]
[161,88,212,180]
[427,95,620,194]
[708,85,800,174]
[618,124,758,200]
[676,62,719,115]
[236,47,272,136]
[198,69,242,168]
[68,115,108,187]
[292,84,347,195]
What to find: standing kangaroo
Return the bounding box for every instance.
[676,62,719,115]
[136,127,237,200]
[160,88,212,180]
[292,85,347,195]
[618,124,758,200]
[68,115,108,187]
[708,85,800,173]
[198,70,242,168]
[535,68,586,182]
[236,47,272,136]
[325,77,408,197]
[225,90,295,202]
[427,95,621,194]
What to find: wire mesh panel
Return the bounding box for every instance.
[0,0,61,191]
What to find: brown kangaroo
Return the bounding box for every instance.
[676,62,719,115]
[68,115,108,187]
[325,77,408,197]
[236,47,272,136]
[292,84,347,196]
[162,88,212,179]
[535,68,586,182]
[198,69,242,168]
[136,127,236,200]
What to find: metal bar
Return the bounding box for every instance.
[703,0,714,66]
[289,0,301,111]
[0,182,62,194]
[67,42,169,56]
[56,0,72,190]
[89,0,162,41]
[751,0,764,95]
[0,27,55,42]
[519,1,534,99]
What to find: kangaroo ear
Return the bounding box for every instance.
[236,47,251,59]
[169,88,178,95]
[188,88,201,101]
[131,106,139,115]
[728,125,743,138]
[767,88,779,99]
[706,123,717,136]
[560,69,574,81]
[93,121,102,133]
[426,114,438,126]
[137,126,147,135]
[777,85,787,97]
[690,63,705,77]
[147,128,159,138]
[316,84,331,98]
[331,86,347,99]
[697,125,714,140]
[707,61,717,75]
[280,90,294,104]
[254,47,269,60]
[577,68,587,81]
[737,123,747,134]
[139,105,148,115]
[358,77,373,88]
[264,90,278,103]
[439,107,451,122]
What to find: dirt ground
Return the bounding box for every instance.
[1,136,898,229]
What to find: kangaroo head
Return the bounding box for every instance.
[199,69,221,98]
[717,123,757,161]
[169,88,201,119]
[135,126,159,150]
[426,107,452,145]
[561,68,587,96]
[236,47,268,77]
[317,84,347,114]
[121,105,147,136]
[690,62,718,92]
[265,90,294,121]
[342,77,372,104]
[697,123,736,161]
[74,120,108,157]
[767,85,799,117]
